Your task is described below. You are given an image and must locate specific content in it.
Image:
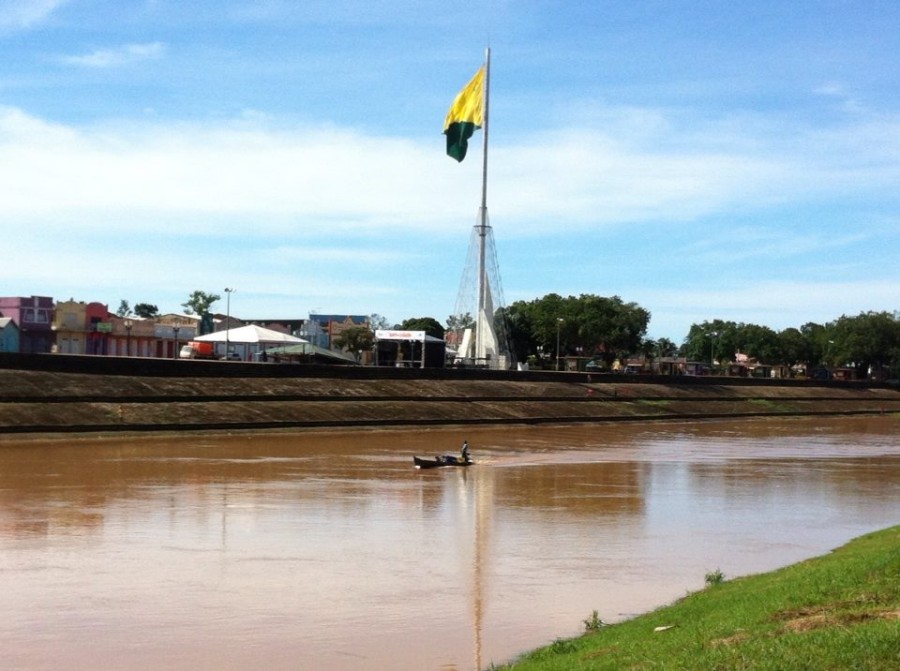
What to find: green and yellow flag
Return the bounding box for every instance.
[443,66,485,162]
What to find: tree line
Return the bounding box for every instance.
[496,294,900,379]
[681,312,900,377]
[115,290,900,378]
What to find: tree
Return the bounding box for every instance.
[116,300,132,317]
[399,317,445,340]
[680,313,900,377]
[505,293,650,366]
[640,338,658,365]
[828,311,900,376]
[333,326,375,360]
[446,312,475,334]
[182,290,221,316]
[368,313,390,331]
[134,303,159,319]
[682,320,739,364]
[777,327,808,367]
[737,323,781,363]
[497,305,534,364]
[656,337,678,358]
[800,322,831,367]
[581,294,649,365]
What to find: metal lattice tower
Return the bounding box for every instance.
[451,210,509,367]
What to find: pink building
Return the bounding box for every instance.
[84,302,111,355]
[0,295,54,353]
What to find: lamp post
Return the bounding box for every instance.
[124,319,133,356]
[173,321,181,359]
[556,318,564,371]
[224,288,235,359]
[709,331,718,374]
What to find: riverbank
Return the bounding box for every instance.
[492,525,900,670]
[1,364,899,436]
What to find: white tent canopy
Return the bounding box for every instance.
[194,324,306,345]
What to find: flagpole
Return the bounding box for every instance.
[480,47,490,212]
[476,47,491,362]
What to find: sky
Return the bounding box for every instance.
[2,0,899,343]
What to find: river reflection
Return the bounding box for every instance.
[1,416,898,670]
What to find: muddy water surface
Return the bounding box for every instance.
[1,416,899,670]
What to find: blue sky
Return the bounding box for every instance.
[2,0,899,342]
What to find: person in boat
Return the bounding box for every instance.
[460,440,471,463]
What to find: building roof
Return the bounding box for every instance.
[308,314,368,326]
[375,329,444,343]
[264,343,358,364]
[193,324,307,344]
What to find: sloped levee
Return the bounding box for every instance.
[1,353,898,436]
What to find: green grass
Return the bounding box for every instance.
[490,526,900,671]
[636,399,672,407]
[747,398,790,412]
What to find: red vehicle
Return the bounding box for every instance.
[178,341,216,360]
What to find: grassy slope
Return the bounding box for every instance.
[493,526,900,671]
[1,369,899,434]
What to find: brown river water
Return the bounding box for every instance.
[1,416,898,670]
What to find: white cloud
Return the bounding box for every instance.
[5,104,898,239]
[0,0,68,30]
[494,133,786,230]
[3,100,898,331]
[813,80,867,115]
[679,226,870,265]
[60,42,166,68]
[0,108,464,233]
[814,81,845,98]
[269,246,408,265]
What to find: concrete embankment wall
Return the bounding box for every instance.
[1,353,898,436]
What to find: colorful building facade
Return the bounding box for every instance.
[0,296,54,353]
[0,317,20,352]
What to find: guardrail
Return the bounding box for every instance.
[1,351,891,389]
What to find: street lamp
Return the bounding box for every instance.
[224,288,235,359]
[173,321,181,359]
[556,318,564,371]
[709,331,718,373]
[124,319,133,356]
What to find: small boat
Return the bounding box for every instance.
[413,455,474,469]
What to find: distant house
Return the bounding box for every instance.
[84,301,111,355]
[683,361,711,376]
[52,300,111,354]
[108,315,157,357]
[0,295,54,353]
[654,356,686,375]
[305,314,369,350]
[240,318,306,337]
[0,317,19,353]
[155,314,199,359]
[52,299,90,354]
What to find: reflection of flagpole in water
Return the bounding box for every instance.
[222,484,227,549]
[455,465,493,671]
[472,471,488,671]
